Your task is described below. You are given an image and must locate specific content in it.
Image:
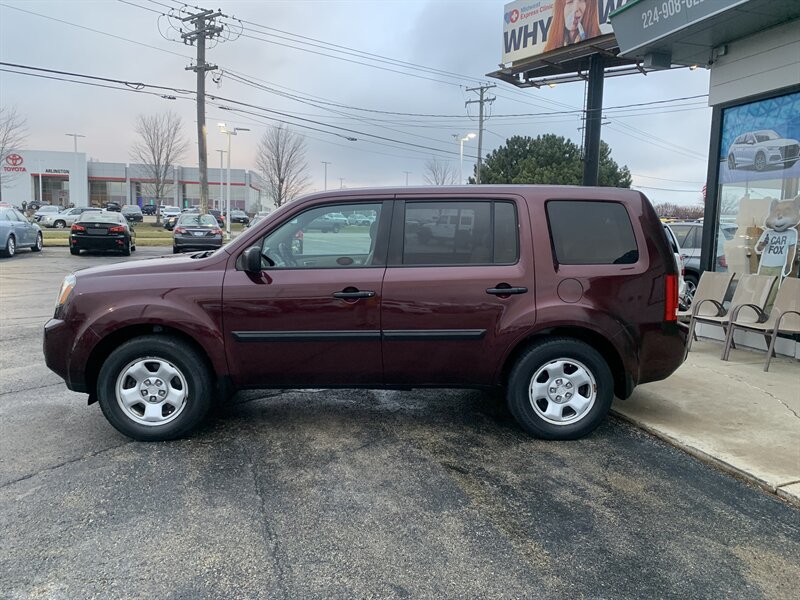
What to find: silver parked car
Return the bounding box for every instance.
[33,205,62,222]
[0,205,43,257]
[40,206,102,228]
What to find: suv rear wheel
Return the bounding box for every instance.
[96,336,213,441]
[507,338,613,440]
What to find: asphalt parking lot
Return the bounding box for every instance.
[1,247,799,599]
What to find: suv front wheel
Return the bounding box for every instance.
[507,338,613,440]
[96,336,213,441]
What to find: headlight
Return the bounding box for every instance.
[55,274,76,312]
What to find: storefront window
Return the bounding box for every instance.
[716,91,800,291]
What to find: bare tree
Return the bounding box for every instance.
[130,111,187,220]
[423,157,459,185]
[256,124,310,208]
[0,106,28,201]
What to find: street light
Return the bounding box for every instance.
[65,133,85,207]
[215,149,227,210]
[218,123,249,241]
[453,133,476,184]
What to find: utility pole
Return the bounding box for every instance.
[465,84,495,184]
[181,9,223,215]
[339,177,345,189]
[403,171,411,186]
[321,161,331,191]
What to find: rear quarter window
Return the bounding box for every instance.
[547,200,638,265]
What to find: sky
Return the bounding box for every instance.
[0,0,713,207]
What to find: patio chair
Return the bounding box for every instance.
[685,274,777,357]
[677,271,735,326]
[721,277,800,371]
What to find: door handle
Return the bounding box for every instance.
[486,285,528,296]
[333,289,376,299]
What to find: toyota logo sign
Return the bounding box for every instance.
[6,154,23,166]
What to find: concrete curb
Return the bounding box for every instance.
[610,410,800,508]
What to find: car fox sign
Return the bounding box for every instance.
[502,0,631,64]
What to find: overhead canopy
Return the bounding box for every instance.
[610,0,800,66]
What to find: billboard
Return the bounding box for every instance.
[502,0,631,64]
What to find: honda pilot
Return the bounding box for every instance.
[44,186,687,441]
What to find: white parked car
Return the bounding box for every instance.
[33,205,61,222]
[40,207,102,228]
[160,206,182,219]
[727,129,800,171]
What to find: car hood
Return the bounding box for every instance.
[756,138,798,147]
[73,251,226,280]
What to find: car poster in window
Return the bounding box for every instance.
[716,91,800,282]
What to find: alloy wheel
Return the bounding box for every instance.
[528,358,597,425]
[115,357,189,426]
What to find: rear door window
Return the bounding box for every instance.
[401,201,518,265]
[547,200,638,265]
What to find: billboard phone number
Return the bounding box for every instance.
[641,0,705,29]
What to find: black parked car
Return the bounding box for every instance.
[141,204,157,215]
[70,211,135,256]
[121,205,143,223]
[104,201,122,212]
[228,210,250,224]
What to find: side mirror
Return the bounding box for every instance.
[242,246,263,273]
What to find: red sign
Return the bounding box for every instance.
[3,153,26,172]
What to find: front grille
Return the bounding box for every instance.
[781,144,799,160]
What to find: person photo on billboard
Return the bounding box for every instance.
[544,0,601,51]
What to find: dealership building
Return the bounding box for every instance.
[0,149,267,212]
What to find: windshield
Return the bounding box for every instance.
[178,214,218,227]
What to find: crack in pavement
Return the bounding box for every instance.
[0,440,133,490]
[693,362,800,420]
[240,438,288,599]
[0,382,65,398]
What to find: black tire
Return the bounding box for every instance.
[754,152,766,171]
[332,225,340,233]
[54,220,66,229]
[1,235,15,258]
[32,232,43,252]
[507,338,614,440]
[96,335,213,441]
[173,246,180,254]
[122,239,131,256]
[70,247,80,256]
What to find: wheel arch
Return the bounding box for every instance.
[499,326,632,400]
[83,324,229,403]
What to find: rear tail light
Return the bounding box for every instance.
[664,274,678,322]
[718,255,727,269]
[108,225,125,233]
[71,224,86,232]
[174,227,186,234]
[211,228,222,235]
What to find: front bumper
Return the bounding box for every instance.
[43,318,95,392]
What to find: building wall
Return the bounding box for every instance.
[709,21,800,106]
[1,150,88,207]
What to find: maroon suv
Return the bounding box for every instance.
[44,186,686,441]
